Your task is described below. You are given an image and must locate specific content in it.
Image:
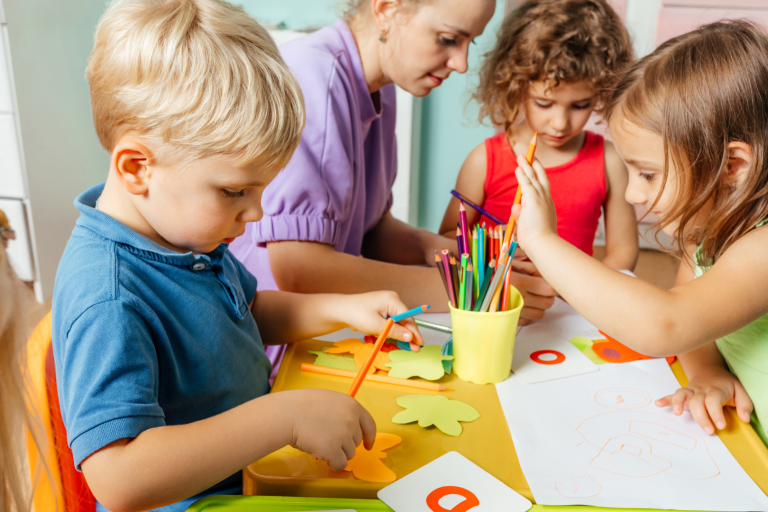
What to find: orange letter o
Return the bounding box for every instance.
[426,486,480,512]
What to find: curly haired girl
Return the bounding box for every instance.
[441,0,637,282]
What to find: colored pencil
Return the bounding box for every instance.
[440,250,457,308]
[458,254,468,310]
[459,202,470,255]
[451,190,504,224]
[501,262,513,311]
[348,318,393,397]
[488,253,514,313]
[449,255,460,301]
[392,305,431,323]
[473,261,496,312]
[303,364,452,391]
[435,251,451,304]
[479,245,512,312]
[456,225,462,257]
[471,230,479,294]
[477,227,485,295]
[465,264,473,311]
[415,318,453,333]
[503,132,538,250]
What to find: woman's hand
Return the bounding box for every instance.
[338,291,425,351]
[511,154,558,253]
[418,231,459,267]
[655,366,753,435]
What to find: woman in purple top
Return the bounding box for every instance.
[231,0,557,364]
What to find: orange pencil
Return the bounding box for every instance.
[502,132,538,250]
[348,319,394,397]
[500,263,513,311]
[302,363,452,391]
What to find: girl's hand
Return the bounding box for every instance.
[339,291,425,351]
[285,388,377,472]
[511,154,558,252]
[655,366,753,435]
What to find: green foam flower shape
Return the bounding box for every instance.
[391,394,480,436]
[308,349,359,371]
[384,345,453,380]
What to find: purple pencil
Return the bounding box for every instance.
[441,249,457,308]
[451,189,504,225]
[456,225,463,256]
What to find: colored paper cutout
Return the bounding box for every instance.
[569,337,606,365]
[343,432,401,483]
[324,338,391,372]
[441,338,454,374]
[570,335,677,365]
[392,394,479,436]
[426,485,480,512]
[364,335,400,353]
[385,345,453,380]
[308,349,359,372]
[530,350,566,365]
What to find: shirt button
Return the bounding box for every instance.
[192,262,206,271]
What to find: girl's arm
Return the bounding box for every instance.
[439,143,487,236]
[513,154,768,356]
[600,141,639,271]
[655,245,754,433]
[251,289,425,350]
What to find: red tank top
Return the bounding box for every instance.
[478,131,606,256]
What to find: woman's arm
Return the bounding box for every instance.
[361,212,458,266]
[514,154,768,356]
[439,143,487,237]
[600,141,639,271]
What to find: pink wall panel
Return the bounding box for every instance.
[656,7,768,46]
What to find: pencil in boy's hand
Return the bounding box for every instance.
[451,190,504,224]
[391,305,431,323]
[503,131,538,250]
[302,363,452,391]
[348,318,394,397]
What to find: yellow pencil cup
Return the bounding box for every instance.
[449,286,524,384]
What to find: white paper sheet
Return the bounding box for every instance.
[378,451,532,512]
[496,359,768,510]
[511,298,599,383]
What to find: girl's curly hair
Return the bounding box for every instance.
[475,0,633,134]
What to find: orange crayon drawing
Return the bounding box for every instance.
[576,411,720,480]
[555,474,602,498]
[426,486,480,512]
[594,388,651,409]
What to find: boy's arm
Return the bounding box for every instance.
[251,289,424,349]
[600,141,639,271]
[82,389,375,512]
[439,143,487,237]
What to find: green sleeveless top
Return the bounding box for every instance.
[695,218,768,447]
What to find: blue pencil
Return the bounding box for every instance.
[392,305,431,323]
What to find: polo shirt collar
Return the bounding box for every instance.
[333,18,382,125]
[74,183,226,268]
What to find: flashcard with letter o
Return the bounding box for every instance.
[377,452,532,512]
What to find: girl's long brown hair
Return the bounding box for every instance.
[608,20,768,265]
[475,0,633,134]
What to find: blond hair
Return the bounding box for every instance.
[87,0,305,168]
[607,20,768,264]
[0,245,47,511]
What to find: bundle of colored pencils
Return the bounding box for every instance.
[435,227,518,313]
[436,132,538,314]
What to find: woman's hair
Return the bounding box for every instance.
[607,20,768,265]
[341,0,428,26]
[0,245,46,510]
[475,0,633,133]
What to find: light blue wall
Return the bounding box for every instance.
[237,1,506,232]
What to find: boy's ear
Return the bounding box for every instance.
[111,138,154,196]
[725,141,753,189]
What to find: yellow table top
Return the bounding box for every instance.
[244,339,768,502]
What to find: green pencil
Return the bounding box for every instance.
[473,261,496,312]
[458,253,468,310]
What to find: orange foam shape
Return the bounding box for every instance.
[324,338,391,372]
[343,432,401,483]
[596,331,676,364]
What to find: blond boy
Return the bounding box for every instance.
[52,1,423,510]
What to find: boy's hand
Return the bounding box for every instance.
[511,154,558,252]
[655,366,753,435]
[339,291,425,352]
[284,389,376,472]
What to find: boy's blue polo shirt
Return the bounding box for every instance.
[52,183,272,511]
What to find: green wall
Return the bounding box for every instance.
[237,0,505,232]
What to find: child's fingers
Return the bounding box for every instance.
[531,158,551,194]
[515,161,545,198]
[341,437,357,461]
[669,388,692,415]
[655,395,673,408]
[704,391,727,430]
[360,408,377,451]
[388,321,423,352]
[687,395,715,435]
[327,448,350,473]
[733,382,754,423]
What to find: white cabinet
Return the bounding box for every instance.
[0,114,24,198]
[0,198,33,281]
[0,27,12,113]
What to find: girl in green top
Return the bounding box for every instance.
[511,20,768,446]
